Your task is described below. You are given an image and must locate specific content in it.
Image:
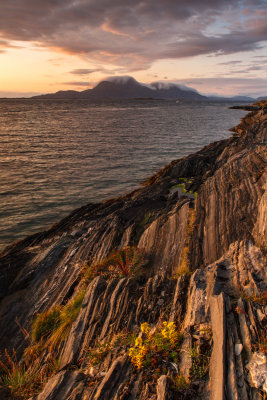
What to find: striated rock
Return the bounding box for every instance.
[0,386,14,400]
[209,294,226,400]
[156,375,168,400]
[93,355,130,400]
[0,106,266,399]
[31,371,86,400]
[60,276,107,368]
[246,352,267,393]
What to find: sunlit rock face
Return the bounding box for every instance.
[0,104,266,399]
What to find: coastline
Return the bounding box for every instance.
[0,104,266,399]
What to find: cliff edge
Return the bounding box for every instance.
[0,104,266,400]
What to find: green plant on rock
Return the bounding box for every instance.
[129,321,183,370]
[88,247,149,281]
[241,290,267,306]
[3,290,85,399]
[0,349,59,399]
[31,307,61,342]
[48,290,85,351]
[189,343,209,380]
[176,208,195,277]
[177,245,191,277]
[169,177,196,197]
[24,341,44,364]
[83,330,136,368]
[86,340,112,367]
[31,290,85,353]
[172,374,190,391]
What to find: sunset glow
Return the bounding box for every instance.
[0,0,266,97]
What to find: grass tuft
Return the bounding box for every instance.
[176,208,195,277]
[0,349,59,399]
[31,307,61,342]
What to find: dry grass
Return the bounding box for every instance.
[0,349,59,399]
[176,208,196,277]
[31,307,61,342]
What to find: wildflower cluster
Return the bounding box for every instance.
[161,321,178,346]
[129,321,183,370]
[129,336,148,369]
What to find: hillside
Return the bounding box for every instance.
[32,77,206,100]
[0,103,266,399]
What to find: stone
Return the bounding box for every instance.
[235,343,243,356]
[209,293,226,400]
[156,375,168,400]
[246,352,267,393]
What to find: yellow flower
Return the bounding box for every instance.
[135,337,143,347]
[129,347,135,356]
[140,322,150,336]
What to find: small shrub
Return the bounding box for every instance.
[83,330,135,367]
[31,307,61,342]
[129,321,183,370]
[86,340,112,366]
[90,247,149,280]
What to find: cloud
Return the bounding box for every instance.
[62,81,91,86]
[150,81,199,92]
[69,69,99,75]
[180,77,267,97]
[218,60,242,66]
[0,0,266,70]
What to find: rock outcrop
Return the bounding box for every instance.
[0,105,266,400]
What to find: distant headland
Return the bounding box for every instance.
[32,76,266,102]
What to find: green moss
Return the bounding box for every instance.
[178,183,186,194]
[189,344,209,380]
[142,212,152,227]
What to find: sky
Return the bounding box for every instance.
[0,0,267,98]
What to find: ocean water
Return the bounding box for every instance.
[0,99,246,249]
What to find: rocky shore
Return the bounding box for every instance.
[0,103,266,399]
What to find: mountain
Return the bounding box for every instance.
[32,76,206,100]
[207,95,256,102]
[256,96,267,101]
[0,103,266,399]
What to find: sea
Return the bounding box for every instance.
[0,98,246,250]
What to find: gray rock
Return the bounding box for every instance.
[156,375,168,400]
[246,352,267,392]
